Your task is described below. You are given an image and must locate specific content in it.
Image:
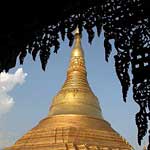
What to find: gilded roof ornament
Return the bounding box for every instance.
[48,27,103,118]
[74,26,80,35]
[6,27,132,150]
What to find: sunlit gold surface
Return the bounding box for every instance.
[49,30,103,119]
[5,115,132,150]
[6,28,133,150]
[143,145,147,150]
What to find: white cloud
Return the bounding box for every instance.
[0,68,27,117]
[0,68,27,148]
[0,130,18,149]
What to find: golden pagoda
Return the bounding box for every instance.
[6,28,133,150]
[143,145,147,150]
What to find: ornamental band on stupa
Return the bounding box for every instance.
[5,28,133,150]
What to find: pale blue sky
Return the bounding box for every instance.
[1,30,147,149]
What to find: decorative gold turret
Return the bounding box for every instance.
[143,145,147,150]
[6,27,133,150]
[49,27,103,119]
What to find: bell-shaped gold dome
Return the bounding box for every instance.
[49,28,103,119]
[5,27,133,150]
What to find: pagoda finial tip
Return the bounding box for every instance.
[74,26,80,35]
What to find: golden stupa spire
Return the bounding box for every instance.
[143,145,146,150]
[7,26,133,150]
[49,27,103,119]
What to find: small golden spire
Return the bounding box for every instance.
[49,27,103,119]
[143,145,147,150]
[74,26,80,34]
[71,26,84,58]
